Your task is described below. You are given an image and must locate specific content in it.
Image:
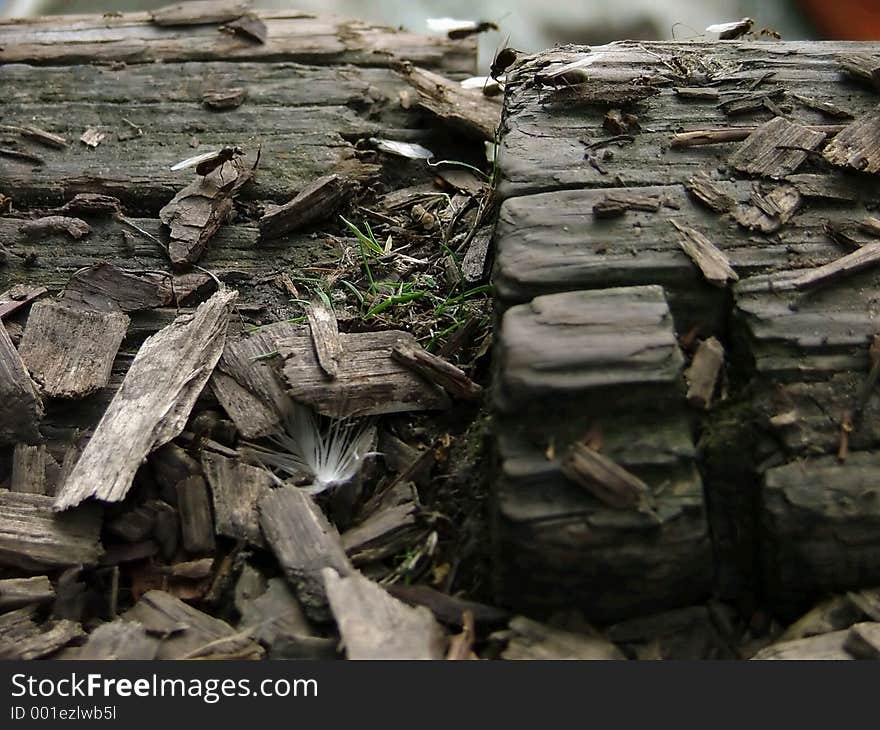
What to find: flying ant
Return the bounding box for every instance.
[170,146,244,176]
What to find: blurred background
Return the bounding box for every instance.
[2,0,877,68]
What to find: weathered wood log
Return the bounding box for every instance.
[0,322,43,446]
[202,451,271,547]
[0,492,103,571]
[0,10,475,71]
[323,567,446,659]
[258,486,352,621]
[123,589,263,659]
[0,576,55,612]
[279,330,450,418]
[18,300,129,399]
[53,290,235,510]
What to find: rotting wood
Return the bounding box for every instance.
[684,172,734,213]
[11,443,55,495]
[175,476,216,556]
[498,616,624,660]
[0,284,46,320]
[789,242,880,291]
[391,342,483,401]
[397,63,500,141]
[211,322,301,439]
[839,53,880,90]
[202,451,271,547]
[53,290,236,511]
[685,337,724,410]
[670,220,738,288]
[124,590,263,660]
[560,441,654,512]
[323,567,446,659]
[547,82,659,108]
[0,492,102,571]
[76,619,159,660]
[279,330,450,418]
[728,117,827,178]
[258,486,353,621]
[823,106,880,174]
[19,216,90,240]
[160,159,253,267]
[150,0,251,26]
[18,300,129,399]
[306,298,342,379]
[0,576,55,612]
[717,86,785,116]
[0,323,43,447]
[259,174,350,241]
[62,262,171,312]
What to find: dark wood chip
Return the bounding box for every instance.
[560,441,654,511]
[202,451,271,547]
[685,337,724,410]
[221,14,268,43]
[306,298,342,378]
[202,87,248,110]
[728,117,827,178]
[0,323,43,447]
[259,174,350,241]
[670,220,738,287]
[150,0,252,26]
[823,106,880,173]
[391,341,483,401]
[19,216,90,240]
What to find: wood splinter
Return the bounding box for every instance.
[391,342,483,401]
[560,441,654,512]
[670,220,738,288]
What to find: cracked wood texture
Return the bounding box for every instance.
[495,40,880,621]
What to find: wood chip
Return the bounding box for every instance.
[460,227,492,283]
[0,323,43,446]
[63,262,172,312]
[674,87,720,101]
[202,87,247,110]
[202,451,271,547]
[499,616,625,660]
[0,492,102,571]
[386,584,509,628]
[685,337,724,410]
[175,476,216,556]
[123,590,263,659]
[728,117,827,178]
[341,502,422,565]
[323,568,446,659]
[279,330,450,417]
[258,486,353,621]
[0,611,84,660]
[221,14,268,43]
[750,630,852,660]
[839,53,880,90]
[0,576,55,612]
[80,127,107,148]
[684,172,734,213]
[560,441,654,511]
[238,577,312,648]
[0,284,47,320]
[785,173,859,201]
[823,107,880,174]
[18,300,129,399]
[19,216,90,240]
[53,290,236,510]
[211,322,301,439]
[397,63,500,141]
[259,174,350,241]
[733,184,802,233]
[717,86,785,115]
[791,93,852,119]
[670,220,738,287]
[150,0,251,26]
[11,443,56,495]
[18,125,67,148]
[592,191,662,218]
[306,298,342,378]
[789,242,880,291]
[77,619,159,660]
[159,158,253,267]
[391,341,482,401]
[844,622,880,659]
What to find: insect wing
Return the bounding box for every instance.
[426,17,477,33]
[544,51,606,80]
[170,149,220,172]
